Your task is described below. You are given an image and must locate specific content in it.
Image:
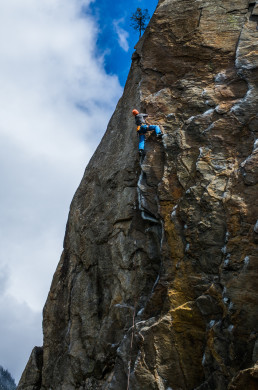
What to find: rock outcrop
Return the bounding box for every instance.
[18,0,258,389]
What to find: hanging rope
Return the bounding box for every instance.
[126,300,137,390]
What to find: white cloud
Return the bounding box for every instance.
[0,277,42,384]
[0,265,42,383]
[0,0,123,382]
[114,19,129,52]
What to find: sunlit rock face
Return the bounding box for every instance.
[18,1,258,389]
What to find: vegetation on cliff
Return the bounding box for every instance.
[0,366,16,390]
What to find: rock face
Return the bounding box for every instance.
[18,347,43,390]
[18,0,258,389]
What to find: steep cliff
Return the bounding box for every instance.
[18,0,258,389]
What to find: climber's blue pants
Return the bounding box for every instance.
[138,125,161,150]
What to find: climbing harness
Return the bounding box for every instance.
[136,124,149,132]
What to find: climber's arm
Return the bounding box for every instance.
[143,114,150,125]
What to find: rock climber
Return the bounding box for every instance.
[132,109,163,156]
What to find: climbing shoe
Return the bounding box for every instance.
[157,133,163,139]
[139,149,145,156]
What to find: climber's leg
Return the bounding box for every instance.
[148,125,162,135]
[139,134,145,151]
[138,125,148,152]
[140,125,148,133]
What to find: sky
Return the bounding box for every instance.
[0,0,158,384]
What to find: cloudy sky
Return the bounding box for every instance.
[0,0,157,383]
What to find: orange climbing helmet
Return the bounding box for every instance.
[132,109,139,116]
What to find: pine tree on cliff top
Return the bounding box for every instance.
[130,8,150,37]
[0,366,16,390]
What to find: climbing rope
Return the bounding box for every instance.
[126,300,137,390]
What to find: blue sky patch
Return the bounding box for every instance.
[88,0,158,85]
